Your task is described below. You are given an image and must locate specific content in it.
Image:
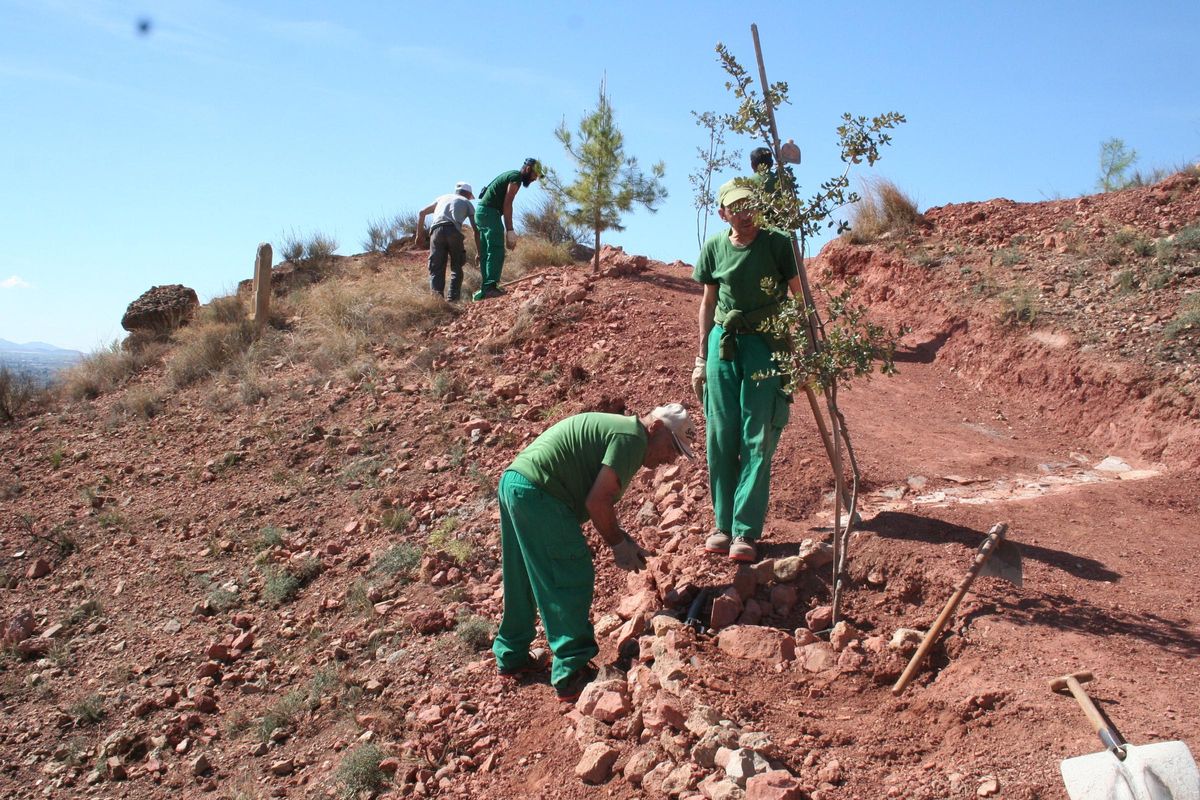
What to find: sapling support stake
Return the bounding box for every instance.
[749,23,861,624]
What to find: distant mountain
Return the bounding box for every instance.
[0,339,82,355]
[0,339,84,383]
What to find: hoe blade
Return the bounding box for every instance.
[979,538,1023,587]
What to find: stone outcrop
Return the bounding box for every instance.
[120,284,199,344]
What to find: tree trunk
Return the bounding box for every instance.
[592,225,601,274]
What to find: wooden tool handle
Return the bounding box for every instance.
[1050,671,1125,752]
[892,523,1008,696]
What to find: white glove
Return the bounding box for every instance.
[691,356,706,402]
[611,535,650,573]
[505,230,517,250]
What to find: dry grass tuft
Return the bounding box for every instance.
[511,237,573,272]
[59,341,167,400]
[166,296,256,388]
[846,178,923,244]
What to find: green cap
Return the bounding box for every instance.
[717,179,753,208]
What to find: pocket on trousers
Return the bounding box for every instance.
[547,532,593,589]
[773,389,792,429]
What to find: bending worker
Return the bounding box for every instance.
[492,404,695,702]
[692,179,801,563]
[416,181,481,302]
[472,158,543,301]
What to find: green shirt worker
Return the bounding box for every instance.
[691,180,801,563]
[472,157,543,301]
[493,404,695,702]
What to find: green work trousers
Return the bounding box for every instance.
[474,206,506,299]
[704,325,791,541]
[492,470,598,689]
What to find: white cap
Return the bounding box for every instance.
[650,403,696,459]
[456,181,473,196]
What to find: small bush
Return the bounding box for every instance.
[994,246,1022,267]
[362,212,419,253]
[519,195,584,245]
[381,508,411,532]
[998,285,1039,326]
[512,237,573,271]
[1165,295,1200,339]
[262,568,300,606]
[455,615,494,652]
[59,341,165,400]
[114,387,162,419]
[279,230,339,266]
[1113,269,1138,295]
[0,364,41,423]
[371,543,422,578]
[429,517,472,564]
[261,557,322,606]
[257,688,306,741]
[846,178,922,244]
[254,526,285,552]
[335,744,387,799]
[167,297,256,387]
[69,695,106,726]
[1174,224,1200,252]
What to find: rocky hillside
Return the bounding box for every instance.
[1,176,1198,800]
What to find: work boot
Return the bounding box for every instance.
[728,536,757,563]
[555,662,598,703]
[704,530,731,554]
[498,648,548,677]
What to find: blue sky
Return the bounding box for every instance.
[2,0,1198,352]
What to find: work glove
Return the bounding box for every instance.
[505,230,517,250]
[691,356,706,403]
[610,535,650,573]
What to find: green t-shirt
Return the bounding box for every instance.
[508,413,647,522]
[692,228,798,315]
[478,169,521,212]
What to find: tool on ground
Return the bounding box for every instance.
[1051,671,1199,800]
[684,588,711,634]
[892,522,1022,696]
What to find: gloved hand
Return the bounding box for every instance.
[505,230,517,250]
[691,356,706,402]
[610,535,650,573]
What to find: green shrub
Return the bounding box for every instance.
[455,615,493,652]
[1113,269,1138,295]
[1165,295,1200,339]
[381,508,412,532]
[255,526,285,552]
[371,543,422,578]
[69,695,106,726]
[998,285,1039,326]
[261,557,321,606]
[335,744,387,798]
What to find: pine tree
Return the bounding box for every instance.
[551,80,667,273]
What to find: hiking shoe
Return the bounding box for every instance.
[728,536,757,563]
[484,285,507,298]
[498,649,548,677]
[554,663,598,703]
[704,530,732,554]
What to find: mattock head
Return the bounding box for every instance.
[1049,670,1094,693]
